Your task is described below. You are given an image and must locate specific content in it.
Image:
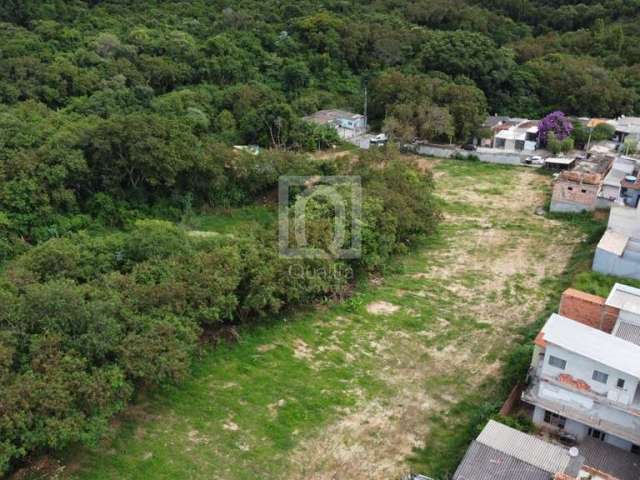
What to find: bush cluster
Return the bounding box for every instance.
[0,149,439,473]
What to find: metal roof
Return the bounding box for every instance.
[478,421,580,474]
[453,442,554,480]
[495,129,526,141]
[453,421,583,480]
[542,314,640,378]
[606,283,640,315]
[614,321,640,347]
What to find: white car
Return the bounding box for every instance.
[526,155,544,165]
[370,133,388,144]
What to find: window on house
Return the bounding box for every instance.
[592,370,609,384]
[544,411,566,428]
[632,444,640,455]
[549,356,567,370]
[568,186,574,191]
[588,428,606,441]
[581,189,587,193]
[617,378,626,389]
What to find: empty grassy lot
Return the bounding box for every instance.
[49,159,595,480]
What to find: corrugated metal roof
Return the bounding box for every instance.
[542,314,640,378]
[614,321,640,346]
[606,283,640,315]
[598,231,629,256]
[453,442,553,480]
[477,421,579,475]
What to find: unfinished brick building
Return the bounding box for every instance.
[550,171,602,213]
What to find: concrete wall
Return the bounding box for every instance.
[414,144,457,158]
[608,204,640,238]
[414,144,529,165]
[550,200,593,213]
[596,196,614,210]
[593,244,640,280]
[558,289,619,333]
[475,150,527,165]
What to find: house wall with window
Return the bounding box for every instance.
[529,341,640,450]
[541,344,639,404]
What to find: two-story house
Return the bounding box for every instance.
[493,119,539,152]
[522,311,640,453]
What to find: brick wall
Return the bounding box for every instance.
[559,288,619,333]
[551,180,599,208]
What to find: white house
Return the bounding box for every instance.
[522,312,640,453]
[302,109,366,140]
[493,120,539,152]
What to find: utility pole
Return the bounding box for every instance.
[363,85,368,134]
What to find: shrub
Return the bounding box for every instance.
[0,148,440,473]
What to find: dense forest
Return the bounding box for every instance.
[1,0,640,474]
[2,0,640,249]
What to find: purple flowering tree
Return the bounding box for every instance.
[537,111,573,147]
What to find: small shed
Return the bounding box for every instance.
[545,157,576,171]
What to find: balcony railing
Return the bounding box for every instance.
[529,370,640,417]
[522,378,640,446]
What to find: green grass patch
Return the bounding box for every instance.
[408,208,606,479]
[185,205,276,234]
[52,159,608,480]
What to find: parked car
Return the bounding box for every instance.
[462,143,477,151]
[370,133,388,144]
